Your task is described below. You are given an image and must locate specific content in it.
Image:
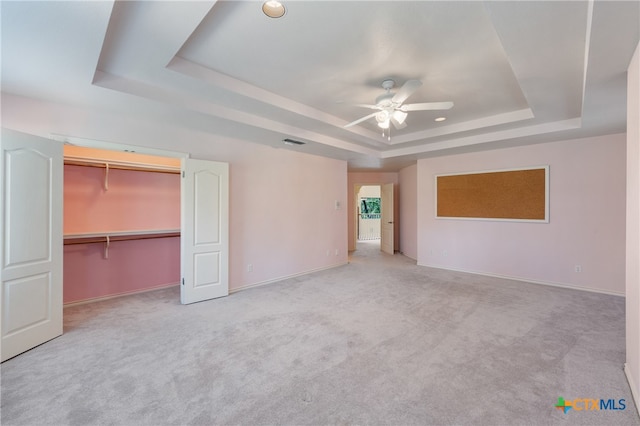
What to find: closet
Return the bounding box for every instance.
[3,130,227,361]
[1,130,229,359]
[63,145,181,305]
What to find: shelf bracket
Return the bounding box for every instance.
[104,235,110,259]
[104,162,109,191]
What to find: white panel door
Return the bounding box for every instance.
[381,183,394,255]
[1,129,63,362]
[181,158,229,304]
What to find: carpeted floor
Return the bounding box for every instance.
[1,240,638,425]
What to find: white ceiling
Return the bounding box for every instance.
[1,1,639,171]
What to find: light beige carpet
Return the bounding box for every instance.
[1,240,638,425]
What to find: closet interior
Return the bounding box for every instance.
[63,145,181,305]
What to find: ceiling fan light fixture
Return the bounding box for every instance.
[375,110,389,123]
[376,110,390,129]
[435,117,447,122]
[262,1,286,18]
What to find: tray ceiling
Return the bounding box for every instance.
[2,1,639,170]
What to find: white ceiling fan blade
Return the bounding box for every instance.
[392,80,422,104]
[400,101,454,112]
[353,104,381,110]
[391,117,407,130]
[344,111,379,128]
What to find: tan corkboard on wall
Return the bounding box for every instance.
[436,167,548,221]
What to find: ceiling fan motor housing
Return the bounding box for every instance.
[381,79,395,89]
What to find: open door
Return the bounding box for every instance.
[381,183,394,255]
[181,158,229,304]
[1,129,63,362]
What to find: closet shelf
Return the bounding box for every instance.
[64,229,180,245]
[64,156,181,174]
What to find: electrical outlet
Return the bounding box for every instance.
[442,250,448,257]
[326,250,330,257]
[575,265,582,273]
[247,264,253,272]
[335,248,339,256]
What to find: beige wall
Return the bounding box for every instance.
[399,165,417,260]
[626,41,640,415]
[358,185,381,199]
[417,133,626,295]
[2,94,349,293]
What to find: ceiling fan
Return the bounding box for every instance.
[344,79,453,130]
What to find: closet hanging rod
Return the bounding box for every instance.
[64,229,180,246]
[64,156,181,174]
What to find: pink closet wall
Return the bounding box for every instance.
[64,238,179,303]
[64,165,180,232]
[63,165,180,304]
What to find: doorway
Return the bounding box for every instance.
[357,185,381,243]
[1,129,229,361]
[353,183,394,255]
[62,144,183,306]
[61,141,229,306]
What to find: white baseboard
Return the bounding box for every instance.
[63,282,179,307]
[625,363,640,417]
[399,251,417,261]
[417,264,625,297]
[64,262,349,306]
[230,262,348,294]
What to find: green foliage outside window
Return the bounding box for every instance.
[360,197,381,214]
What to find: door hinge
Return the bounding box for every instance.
[182,278,185,286]
[182,171,185,178]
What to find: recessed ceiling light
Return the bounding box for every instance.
[262,1,286,18]
[435,117,447,122]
